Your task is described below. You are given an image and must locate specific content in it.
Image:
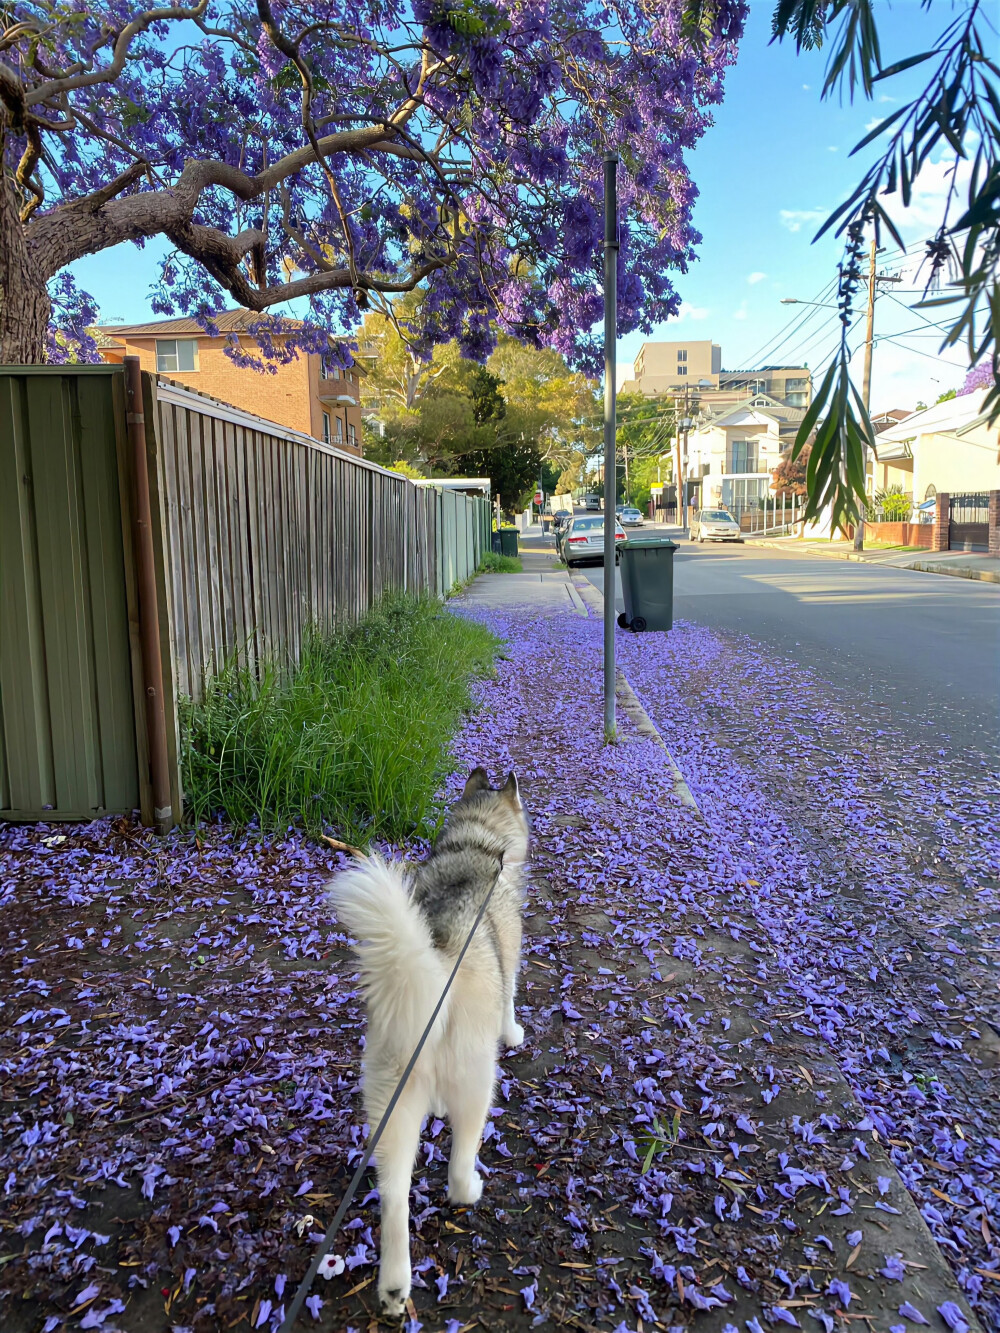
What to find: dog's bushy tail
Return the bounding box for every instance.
[329,855,450,1060]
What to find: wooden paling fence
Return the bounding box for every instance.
[0,364,490,825]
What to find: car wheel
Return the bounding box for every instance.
[698,534,705,543]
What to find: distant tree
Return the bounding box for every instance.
[385,459,425,482]
[771,444,812,498]
[960,360,996,396]
[935,388,957,403]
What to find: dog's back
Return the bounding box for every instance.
[328,768,529,1317]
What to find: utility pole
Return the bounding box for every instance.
[681,385,690,527]
[603,153,619,741]
[855,239,902,551]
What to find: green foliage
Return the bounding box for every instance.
[180,597,498,844]
[385,458,426,481]
[865,484,911,522]
[478,551,522,573]
[935,388,957,403]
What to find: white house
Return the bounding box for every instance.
[874,389,999,500]
[686,394,806,512]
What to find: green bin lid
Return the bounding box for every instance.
[621,535,677,549]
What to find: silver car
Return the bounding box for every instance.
[619,506,644,528]
[563,515,626,566]
[694,508,742,542]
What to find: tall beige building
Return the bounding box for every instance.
[624,340,722,395]
[621,339,811,411]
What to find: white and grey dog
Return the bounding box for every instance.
[329,767,529,1316]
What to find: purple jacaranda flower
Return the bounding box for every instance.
[881,1255,906,1281]
[937,1303,970,1333]
[827,1280,853,1308]
[899,1303,930,1324]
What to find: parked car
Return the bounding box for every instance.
[583,493,602,512]
[619,506,644,527]
[693,508,742,542]
[563,515,626,567]
[552,510,573,554]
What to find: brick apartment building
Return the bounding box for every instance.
[96,309,363,454]
[620,338,811,411]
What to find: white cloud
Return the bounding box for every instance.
[865,116,885,133]
[828,146,838,153]
[746,271,767,285]
[733,301,749,321]
[802,83,811,91]
[779,209,826,233]
[878,94,897,104]
[668,301,710,322]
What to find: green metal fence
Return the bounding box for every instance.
[0,367,147,821]
[1,366,490,823]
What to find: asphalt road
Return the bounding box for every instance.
[577,538,1000,761]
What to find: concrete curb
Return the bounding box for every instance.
[614,670,702,815]
[747,537,1000,584]
[567,573,701,816]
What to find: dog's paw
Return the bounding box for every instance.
[448,1169,484,1206]
[378,1277,411,1320]
[502,1022,525,1049]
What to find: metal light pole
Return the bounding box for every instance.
[603,153,619,741]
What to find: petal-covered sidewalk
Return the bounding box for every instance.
[2,598,997,1333]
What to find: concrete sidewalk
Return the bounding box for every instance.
[747,534,1000,584]
[460,548,589,615]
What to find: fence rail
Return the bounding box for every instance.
[1,366,489,823]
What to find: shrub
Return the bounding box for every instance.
[478,551,523,573]
[180,596,498,843]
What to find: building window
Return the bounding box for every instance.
[334,416,344,443]
[676,365,688,375]
[348,423,357,447]
[322,412,331,444]
[677,349,688,363]
[728,439,758,473]
[156,339,198,373]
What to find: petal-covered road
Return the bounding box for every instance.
[1,605,996,1333]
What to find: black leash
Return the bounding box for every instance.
[279,860,504,1332]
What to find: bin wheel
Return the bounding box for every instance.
[632,616,647,633]
[617,612,629,629]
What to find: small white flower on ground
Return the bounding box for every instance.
[317,1253,345,1279]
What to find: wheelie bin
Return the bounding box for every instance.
[499,527,519,558]
[617,535,677,632]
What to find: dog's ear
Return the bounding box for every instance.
[500,771,520,806]
[462,767,490,798]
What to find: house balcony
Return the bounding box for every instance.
[318,382,357,404]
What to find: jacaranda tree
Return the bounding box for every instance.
[0,1,746,368]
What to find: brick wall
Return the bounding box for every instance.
[932,492,950,552]
[102,336,362,453]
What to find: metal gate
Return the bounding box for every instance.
[948,492,989,552]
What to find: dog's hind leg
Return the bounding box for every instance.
[444,1049,494,1205]
[371,1088,423,1317]
[500,969,525,1049]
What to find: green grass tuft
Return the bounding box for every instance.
[478,551,522,573]
[179,595,498,844]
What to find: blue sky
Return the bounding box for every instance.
[616,2,974,409]
[70,2,972,412]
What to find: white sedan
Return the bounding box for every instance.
[563,515,627,566]
[693,508,742,542]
